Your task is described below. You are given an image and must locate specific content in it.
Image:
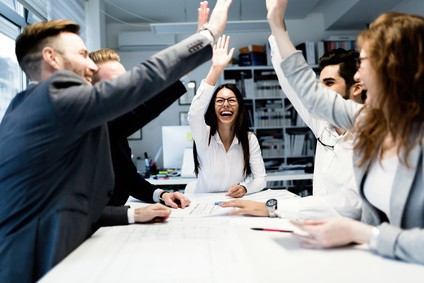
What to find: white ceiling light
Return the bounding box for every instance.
[150,20,269,34]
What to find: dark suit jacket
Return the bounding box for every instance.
[95,81,186,228]
[0,33,211,283]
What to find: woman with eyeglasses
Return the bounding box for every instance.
[188,35,266,197]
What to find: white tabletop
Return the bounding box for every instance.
[39,191,424,283]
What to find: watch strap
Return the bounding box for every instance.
[159,190,169,204]
[199,24,218,44]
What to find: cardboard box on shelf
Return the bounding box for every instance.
[238,44,266,66]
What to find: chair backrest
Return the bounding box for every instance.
[181,148,196,177]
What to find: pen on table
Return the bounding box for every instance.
[251,228,293,233]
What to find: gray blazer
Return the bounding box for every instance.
[279,51,424,265]
[0,33,212,283]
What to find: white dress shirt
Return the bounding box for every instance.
[188,81,267,194]
[269,35,362,219]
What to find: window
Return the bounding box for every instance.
[2,0,24,16]
[20,0,86,40]
[0,15,24,121]
[0,0,88,121]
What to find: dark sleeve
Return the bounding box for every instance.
[128,174,156,203]
[50,33,212,133]
[108,138,156,206]
[91,206,130,234]
[108,80,186,139]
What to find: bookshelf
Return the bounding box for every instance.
[221,66,315,190]
[297,35,357,65]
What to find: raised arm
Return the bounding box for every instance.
[188,35,235,145]
[197,1,210,32]
[266,0,296,59]
[205,35,235,86]
[197,1,234,83]
[265,0,357,131]
[204,0,233,40]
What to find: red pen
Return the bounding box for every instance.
[251,228,293,233]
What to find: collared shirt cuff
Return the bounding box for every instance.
[127,207,135,224]
[153,188,162,203]
[199,29,214,44]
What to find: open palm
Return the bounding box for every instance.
[212,35,235,68]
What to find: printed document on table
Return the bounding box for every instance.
[172,190,298,218]
[170,201,235,218]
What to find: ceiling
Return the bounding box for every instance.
[103,0,408,30]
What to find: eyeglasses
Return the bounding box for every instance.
[215,97,238,106]
[355,56,368,69]
[317,137,335,150]
[316,127,340,150]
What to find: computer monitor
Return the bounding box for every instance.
[162,126,193,169]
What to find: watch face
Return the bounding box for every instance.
[266,198,277,207]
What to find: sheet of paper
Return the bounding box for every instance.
[170,201,235,218]
[243,189,299,202]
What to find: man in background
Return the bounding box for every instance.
[222,46,366,219]
[0,0,232,281]
[89,48,190,229]
[269,46,366,219]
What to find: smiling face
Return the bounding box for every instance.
[354,46,379,107]
[318,48,364,104]
[214,87,239,127]
[54,32,98,85]
[319,64,349,99]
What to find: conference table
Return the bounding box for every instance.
[39,190,424,283]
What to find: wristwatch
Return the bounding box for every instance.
[266,198,278,218]
[159,190,169,204]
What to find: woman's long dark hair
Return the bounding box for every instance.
[193,83,252,177]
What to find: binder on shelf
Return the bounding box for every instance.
[296,41,316,65]
[245,100,254,128]
[285,128,310,156]
[259,136,284,158]
[223,69,253,98]
[316,41,325,62]
[326,35,356,41]
[244,78,255,98]
[254,69,278,81]
[239,45,267,66]
[255,100,284,127]
[322,36,357,53]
